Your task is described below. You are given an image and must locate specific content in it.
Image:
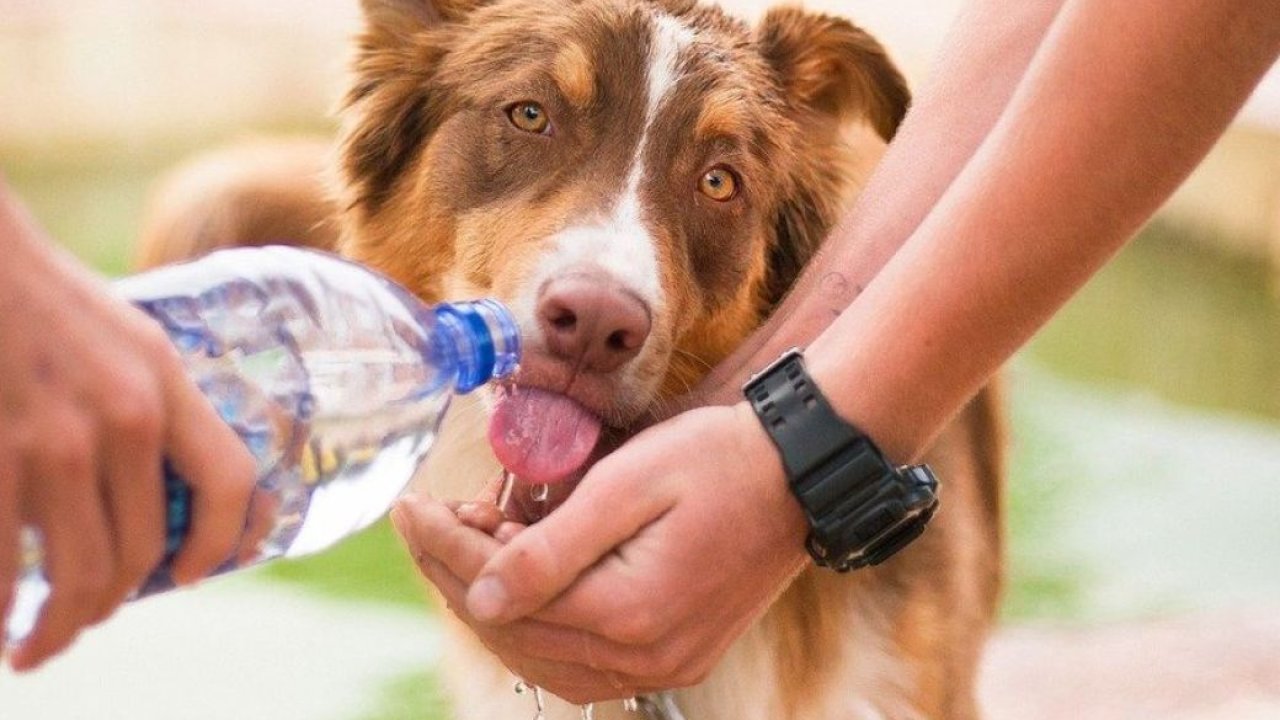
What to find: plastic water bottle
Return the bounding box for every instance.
[5,246,520,644]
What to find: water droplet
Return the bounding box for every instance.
[623,698,639,713]
[533,686,546,716]
[513,679,546,720]
[503,371,521,391]
[531,483,550,503]
[498,469,517,510]
[580,704,595,720]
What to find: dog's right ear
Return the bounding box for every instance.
[343,0,487,213]
[360,0,485,36]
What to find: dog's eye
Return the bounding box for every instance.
[508,102,551,134]
[699,166,739,202]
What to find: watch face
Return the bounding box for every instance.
[820,465,940,571]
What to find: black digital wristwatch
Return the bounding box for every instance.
[743,348,940,572]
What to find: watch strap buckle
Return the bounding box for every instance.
[806,463,940,572]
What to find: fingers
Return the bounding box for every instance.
[456,501,505,535]
[391,498,629,686]
[412,550,660,703]
[233,488,280,567]
[0,446,17,651]
[10,416,112,672]
[392,496,500,582]
[392,496,708,697]
[95,373,166,614]
[159,353,255,585]
[465,460,666,624]
[494,521,525,544]
[392,497,561,624]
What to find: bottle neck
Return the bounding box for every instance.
[433,299,521,393]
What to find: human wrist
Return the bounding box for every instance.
[803,330,928,464]
[729,401,810,560]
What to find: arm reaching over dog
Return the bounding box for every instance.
[0,182,256,671]
[395,0,1280,701]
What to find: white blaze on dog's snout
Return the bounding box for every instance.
[525,14,695,341]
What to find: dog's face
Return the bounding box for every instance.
[339,0,907,495]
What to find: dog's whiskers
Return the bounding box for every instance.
[672,347,714,374]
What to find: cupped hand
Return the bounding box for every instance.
[392,402,809,703]
[0,184,256,671]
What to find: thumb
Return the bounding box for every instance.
[465,454,664,624]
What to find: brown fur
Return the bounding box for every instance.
[135,2,1003,718]
[135,138,339,270]
[552,42,599,109]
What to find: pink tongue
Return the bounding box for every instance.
[488,387,602,484]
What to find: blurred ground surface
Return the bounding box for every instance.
[1,579,443,720]
[981,611,1280,720]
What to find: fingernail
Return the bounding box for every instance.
[389,505,407,535]
[494,523,522,544]
[394,493,421,514]
[468,575,509,622]
[389,505,422,558]
[391,494,426,528]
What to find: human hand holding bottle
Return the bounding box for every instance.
[0,182,256,671]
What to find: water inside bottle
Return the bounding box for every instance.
[160,280,450,564]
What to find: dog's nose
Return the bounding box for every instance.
[537,275,651,373]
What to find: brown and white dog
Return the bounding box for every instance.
[137,0,1004,718]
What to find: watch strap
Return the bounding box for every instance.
[744,349,939,571]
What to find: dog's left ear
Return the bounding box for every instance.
[756,7,909,140]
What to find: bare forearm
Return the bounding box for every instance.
[696,0,1067,398]
[809,0,1280,461]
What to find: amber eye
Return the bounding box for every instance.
[508,101,551,134]
[699,166,738,201]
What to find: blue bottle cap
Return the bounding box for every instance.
[434,299,521,393]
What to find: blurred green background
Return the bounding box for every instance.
[3,1,1279,719]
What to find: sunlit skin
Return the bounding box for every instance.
[396,0,1280,702]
